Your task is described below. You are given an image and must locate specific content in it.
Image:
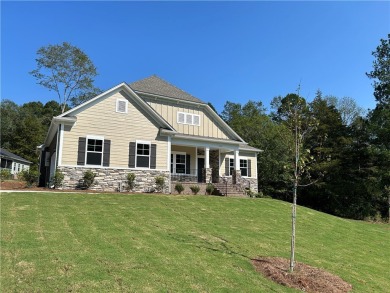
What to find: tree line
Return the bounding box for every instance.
[221,35,389,221]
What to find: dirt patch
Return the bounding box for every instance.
[0,180,29,190]
[252,257,352,293]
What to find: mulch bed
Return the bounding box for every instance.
[252,257,352,293]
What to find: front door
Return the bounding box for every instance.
[197,158,205,182]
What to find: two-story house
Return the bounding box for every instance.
[37,76,260,193]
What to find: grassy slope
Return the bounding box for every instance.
[1,192,388,292]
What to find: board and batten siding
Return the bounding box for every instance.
[61,91,168,169]
[141,96,232,140]
[219,151,257,178]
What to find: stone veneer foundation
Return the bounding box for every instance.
[220,176,258,193]
[58,166,170,193]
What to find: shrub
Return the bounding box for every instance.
[83,170,96,189]
[190,185,200,195]
[174,183,185,194]
[19,169,39,187]
[51,170,64,189]
[155,176,165,192]
[126,173,136,191]
[0,169,12,181]
[205,183,214,195]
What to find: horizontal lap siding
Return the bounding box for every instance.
[142,97,231,140]
[61,92,167,169]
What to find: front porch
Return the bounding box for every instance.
[170,145,219,183]
[169,144,257,193]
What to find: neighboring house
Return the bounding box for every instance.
[37,75,260,193]
[0,148,32,175]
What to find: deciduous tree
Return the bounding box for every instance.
[30,42,100,113]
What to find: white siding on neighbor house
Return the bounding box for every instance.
[141,96,232,140]
[219,151,257,178]
[61,91,168,169]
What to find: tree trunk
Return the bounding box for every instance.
[290,180,297,272]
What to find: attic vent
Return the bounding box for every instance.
[116,99,128,113]
[178,112,185,123]
[186,114,192,124]
[177,112,200,126]
[193,115,200,126]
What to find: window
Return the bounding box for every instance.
[229,158,234,176]
[229,158,249,177]
[136,142,150,168]
[171,152,186,174]
[86,138,103,165]
[116,99,128,113]
[240,159,248,177]
[177,112,200,126]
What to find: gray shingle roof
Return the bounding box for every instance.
[0,148,32,164]
[129,75,205,104]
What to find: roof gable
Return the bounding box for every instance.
[130,75,205,104]
[58,83,173,131]
[0,148,32,164]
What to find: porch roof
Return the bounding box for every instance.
[162,131,262,152]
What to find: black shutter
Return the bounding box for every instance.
[129,142,136,168]
[150,144,157,169]
[103,140,111,167]
[77,137,86,165]
[186,154,190,174]
[248,159,252,177]
[225,158,229,176]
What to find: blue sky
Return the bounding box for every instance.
[1,1,389,113]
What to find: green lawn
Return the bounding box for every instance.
[1,192,388,292]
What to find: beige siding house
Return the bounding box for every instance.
[37,76,260,194]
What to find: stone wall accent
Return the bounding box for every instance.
[232,170,242,185]
[220,175,258,193]
[57,166,170,193]
[203,168,212,183]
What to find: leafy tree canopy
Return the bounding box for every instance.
[30,42,101,113]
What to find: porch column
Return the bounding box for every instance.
[234,150,239,170]
[205,147,210,168]
[203,147,212,183]
[233,150,241,185]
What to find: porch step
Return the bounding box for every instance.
[213,183,246,197]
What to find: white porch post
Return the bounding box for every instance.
[234,150,239,170]
[205,147,210,168]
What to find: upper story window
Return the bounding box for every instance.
[136,141,150,168]
[86,138,103,165]
[116,99,128,113]
[177,112,200,126]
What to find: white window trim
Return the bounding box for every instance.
[239,159,249,177]
[85,135,105,167]
[227,155,250,178]
[135,140,151,169]
[171,151,186,175]
[177,112,201,126]
[116,99,128,113]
